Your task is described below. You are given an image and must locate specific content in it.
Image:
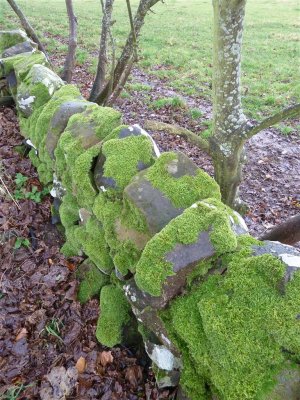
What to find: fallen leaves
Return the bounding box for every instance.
[15,328,27,341]
[75,356,86,374]
[98,350,114,367]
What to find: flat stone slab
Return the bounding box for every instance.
[1,41,37,58]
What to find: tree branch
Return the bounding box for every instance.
[144,120,211,155]
[94,0,161,105]
[89,0,114,102]
[61,0,77,83]
[246,103,300,138]
[259,214,300,245]
[126,0,138,61]
[6,0,50,63]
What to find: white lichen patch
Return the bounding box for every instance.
[18,95,35,110]
[279,254,300,269]
[145,343,182,371]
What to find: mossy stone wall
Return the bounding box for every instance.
[1,30,300,400]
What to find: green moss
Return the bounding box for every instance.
[101,135,155,191]
[163,254,300,400]
[72,144,101,209]
[0,51,44,79]
[135,198,237,296]
[14,51,49,81]
[64,105,122,142]
[77,259,110,303]
[32,84,81,147]
[0,30,26,52]
[37,162,53,185]
[61,224,84,257]
[102,125,128,143]
[145,152,221,208]
[59,193,79,228]
[96,284,131,347]
[75,216,114,274]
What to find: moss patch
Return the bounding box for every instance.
[135,198,237,296]
[145,152,221,208]
[77,259,110,303]
[75,216,113,274]
[100,134,155,191]
[162,253,300,400]
[96,285,131,347]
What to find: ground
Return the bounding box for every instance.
[0,0,299,398]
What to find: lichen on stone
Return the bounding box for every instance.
[96,284,131,347]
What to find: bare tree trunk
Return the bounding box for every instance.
[209,0,249,207]
[6,0,49,61]
[259,214,300,245]
[92,0,160,105]
[89,0,114,102]
[61,0,77,83]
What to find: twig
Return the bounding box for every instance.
[0,176,21,210]
[144,120,211,155]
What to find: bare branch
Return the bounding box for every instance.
[61,0,77,83]
[89,0,114,102]
[94,0,161,105]
[6,0,50,63]
[126,0,138,61]
[259,214,300,245]
[246,103,300,138]
[144,120,211,155]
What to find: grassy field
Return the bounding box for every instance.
[0,0,299,121]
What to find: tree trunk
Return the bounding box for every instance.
[210,0,249,207]
[89,0,114,102]
[6,0,49,61]
[61,0,77,83]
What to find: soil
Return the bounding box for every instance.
[0,51,299,399]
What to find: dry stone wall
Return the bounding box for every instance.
[1,30,300,400]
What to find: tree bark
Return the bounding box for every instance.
[89,0,114,102]
[259,214,300,245]
[61,0,77,83]
[210,0,249,207]
[6,0,49,61]
[93,0,160,105]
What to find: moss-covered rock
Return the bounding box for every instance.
[96,284,131,347]
[124,152,221,236]
[77,259,110,304]
[0,29,27,53]
[162,251,300,400]
[135,198,237,297]
[16,64,64,117]
[0,50,48,80]
[94,133,156,195]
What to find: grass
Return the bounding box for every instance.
[0,384,33,400]
[0,0,299,120]
[150,96,186,109]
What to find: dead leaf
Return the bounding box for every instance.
[125,365,143,388]
[98,351,113,367]
[15,327,27,341]
[76,356,86,374]
[65,260,76,271]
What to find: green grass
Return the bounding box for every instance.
[150,96,186,109]
[0,0,299,119]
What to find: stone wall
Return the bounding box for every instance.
[1,30,300,400]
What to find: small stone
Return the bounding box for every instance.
[1,40,37,58]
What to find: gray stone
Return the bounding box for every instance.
[124,173,184,235]
[265,364,300,400]
[230,210,249,235]
[46,100,90,158]
[1,40,37,58]
[166,231,215,273]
